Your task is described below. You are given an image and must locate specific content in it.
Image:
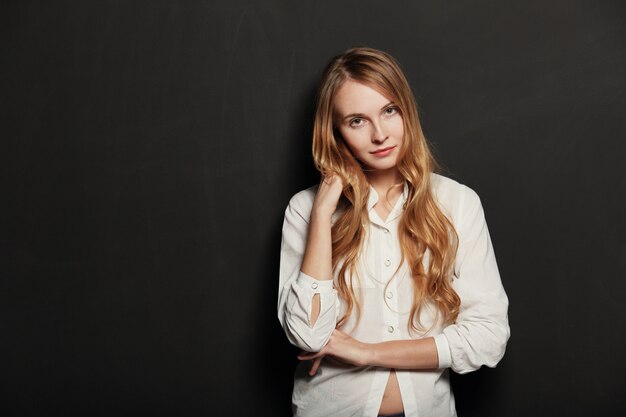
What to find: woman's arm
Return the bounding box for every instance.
[298,330,439,376]
[277,176,344,352]
[300,175,343,326]
[368,337,439,369]
[433,186,510,374]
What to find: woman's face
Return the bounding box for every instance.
[333,80,404,173]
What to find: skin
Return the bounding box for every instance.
[299,80,439,414]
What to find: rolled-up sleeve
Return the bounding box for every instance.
[434,186,510,374]
[277,191,339,352]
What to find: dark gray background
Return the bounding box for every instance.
[2,1,625,416]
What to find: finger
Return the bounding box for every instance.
[309,357,323,376]
[297,351,321,361]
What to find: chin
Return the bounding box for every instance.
[364,162,399,173]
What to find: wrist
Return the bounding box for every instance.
[361,342,377,367]
[310,208,334,224]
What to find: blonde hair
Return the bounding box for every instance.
[312,47,460,332]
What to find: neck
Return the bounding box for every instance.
[366,167,403,196]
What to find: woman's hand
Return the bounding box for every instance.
[311,175,344,220]
[297,329,371,376]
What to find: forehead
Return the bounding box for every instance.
[333,80,393,116]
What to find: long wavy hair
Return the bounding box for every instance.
[312,47,460,333]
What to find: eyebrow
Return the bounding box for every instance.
[341,102,397,122]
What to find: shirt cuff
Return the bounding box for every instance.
[434,333,452,369]
[296,271,335,293]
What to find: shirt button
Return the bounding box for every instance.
[387,326,395,333]
[386,291,393,299]
[311,282,318,290]
[383,228,389,234]
[384,259,391,267]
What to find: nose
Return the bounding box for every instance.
[371,122,387,144]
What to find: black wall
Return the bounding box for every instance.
[2,1,625,416]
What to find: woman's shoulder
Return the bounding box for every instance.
[285,185,319,217]
[429,173,481,214]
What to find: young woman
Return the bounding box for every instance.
[278,47,510,417]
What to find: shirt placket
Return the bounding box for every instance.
[380,221,400,341]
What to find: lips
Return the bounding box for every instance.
[370,145,396,156]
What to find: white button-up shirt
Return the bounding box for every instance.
[278,174,510,417]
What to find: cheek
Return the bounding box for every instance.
[392,121,405,144]
[393,118,405,136]
[339,129,365,153]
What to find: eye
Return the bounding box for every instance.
[349,118,365,128]
[383,106,398,116]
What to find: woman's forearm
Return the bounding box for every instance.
[299,176,344,328]
[300,212,333,327]
[301,212,334,282]
[298,330,441,372]
[366,337,439,369]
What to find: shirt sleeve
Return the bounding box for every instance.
[277,191,339,352]
[434,186,510,374]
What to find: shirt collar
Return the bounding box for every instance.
[367,182,409,223]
